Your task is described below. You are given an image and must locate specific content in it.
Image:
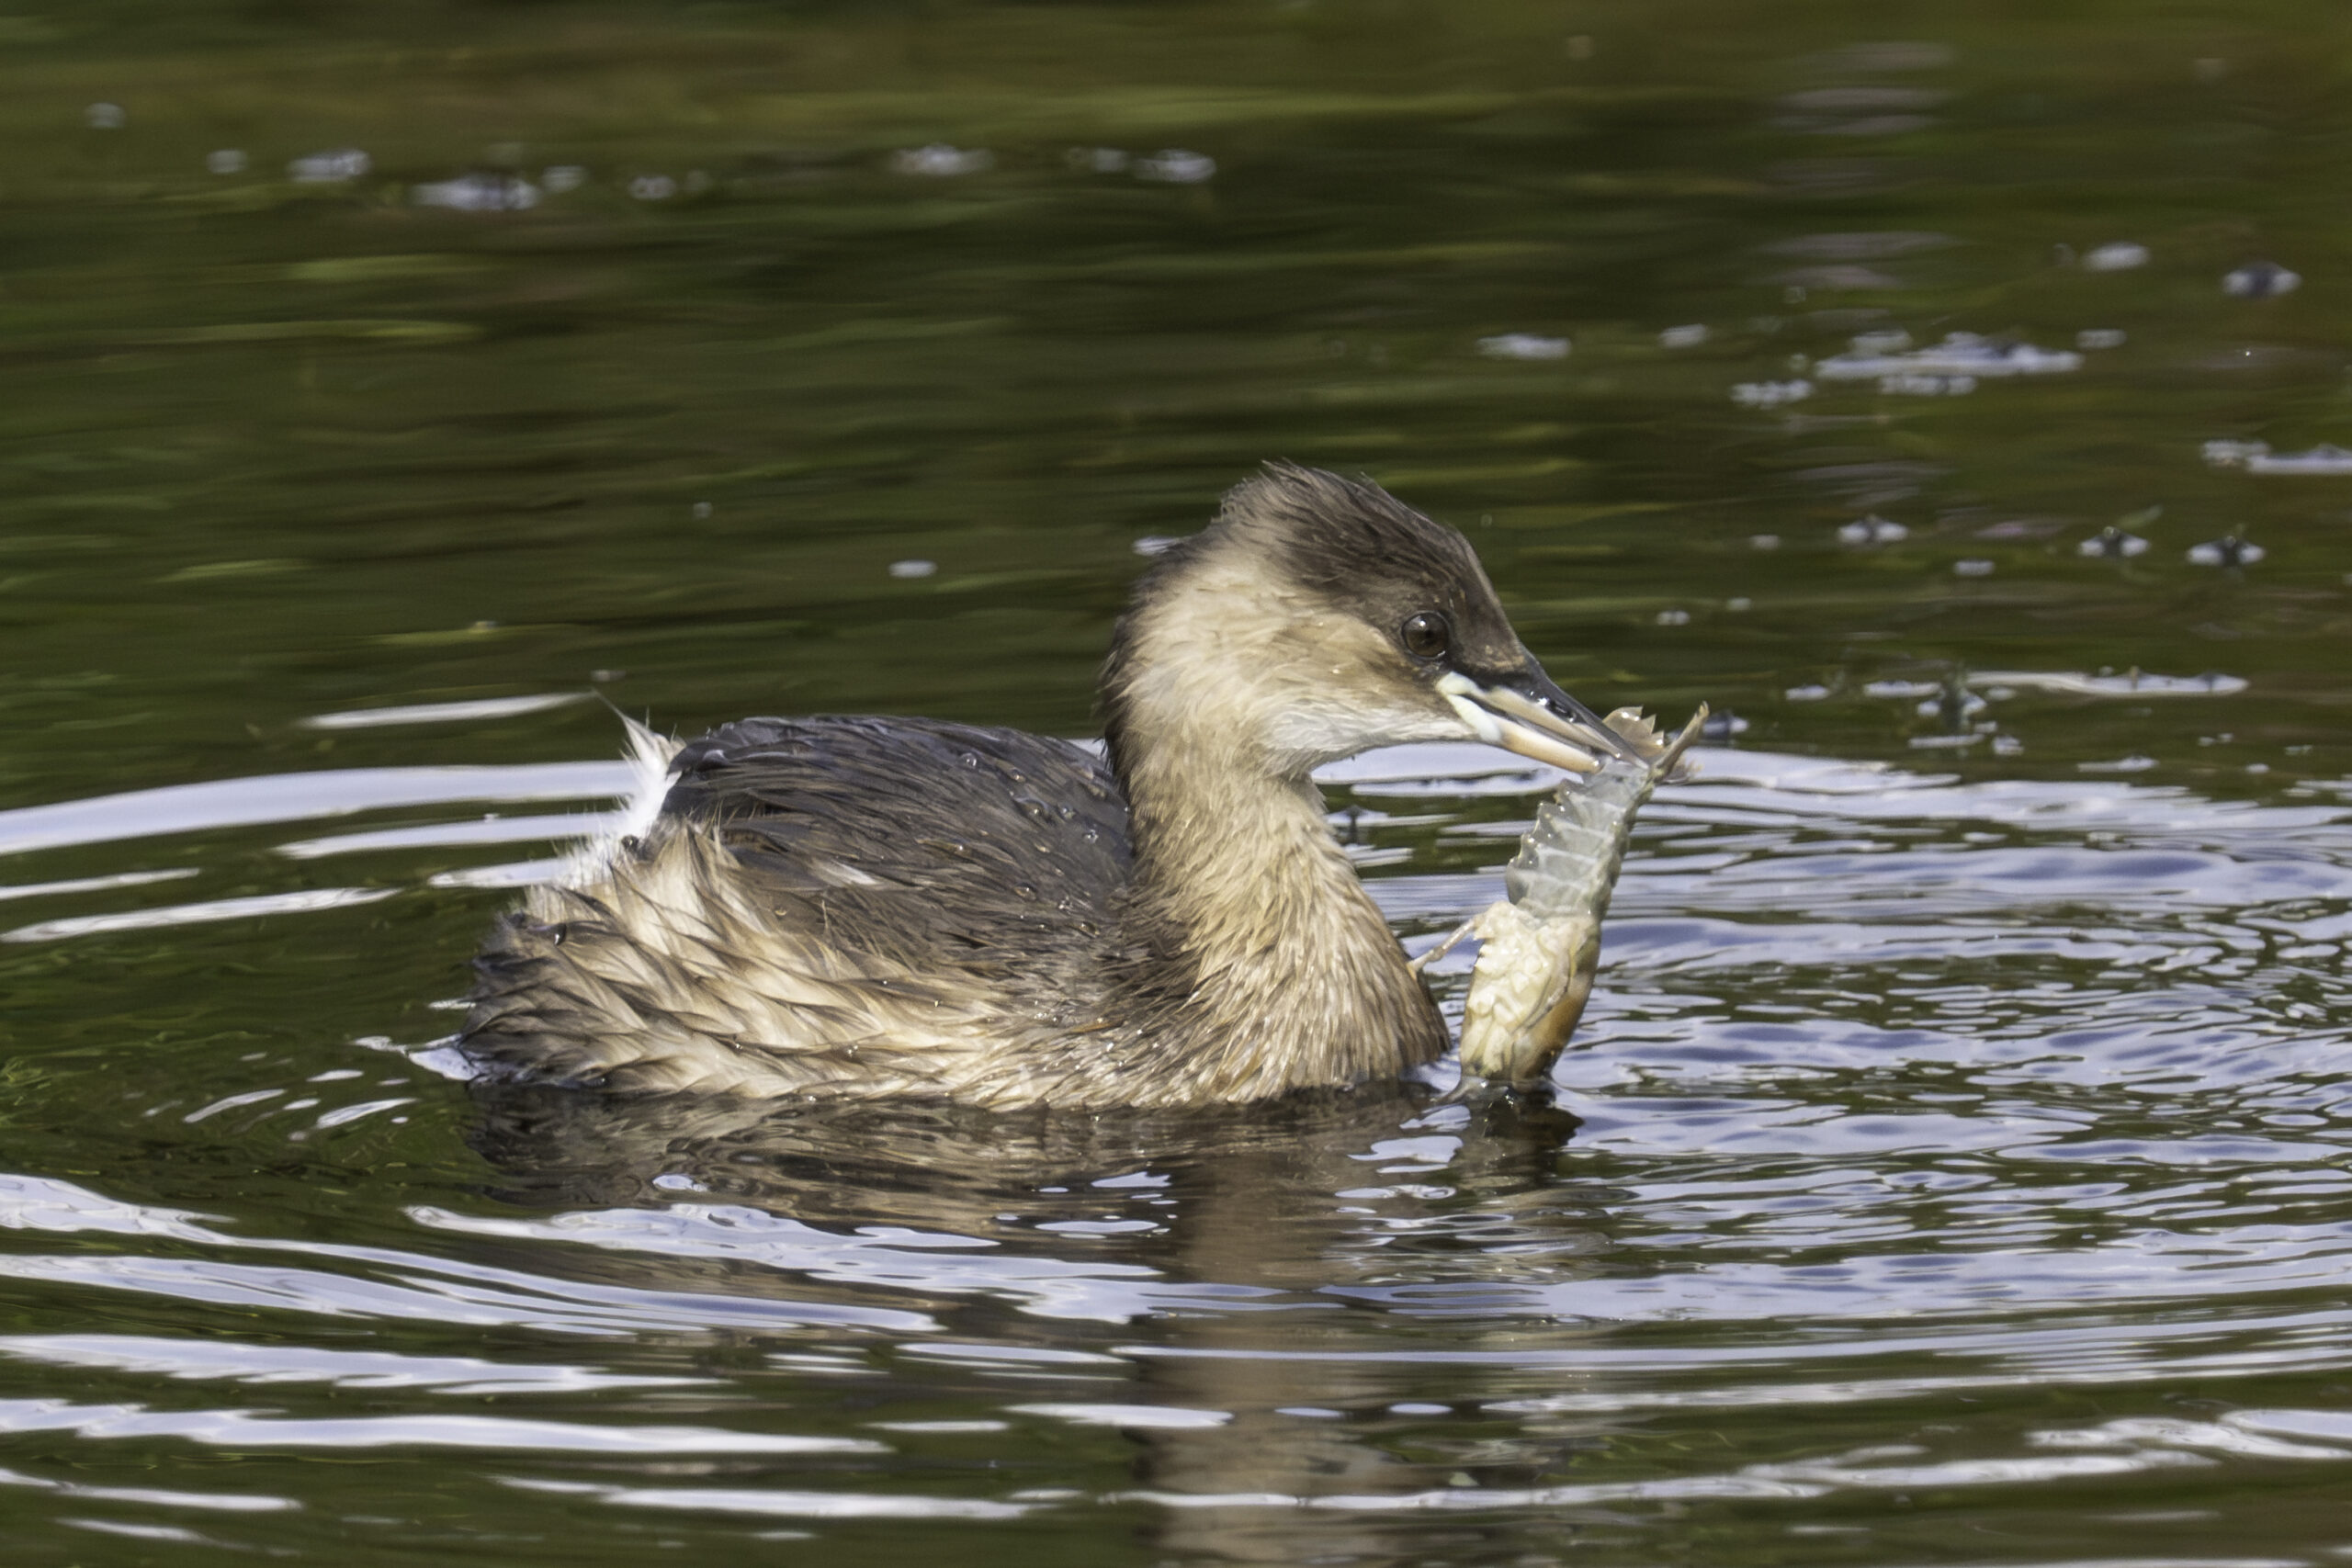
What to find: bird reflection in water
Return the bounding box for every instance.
[469,1078,1586,1258]
[463,1080,1613,1557]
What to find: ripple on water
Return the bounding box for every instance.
[2,740,2351,1556]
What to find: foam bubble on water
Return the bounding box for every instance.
[413,175,541,212]
[1479,333,1571,360]
[1880,372,1974,395]
[1953,558,1994,576]
[628,175,677,200]
[2188,536,2265,567]
[1916,691,1986,718]
[288,149,370,183]
[888,559,937,579]
[2082,242,2149,271]
[2076,327,2126,349]
[1134,149,1215,184]
[1815,332,2081,380]
[2202,438,2270,468]
[2245,445,2352,476]
[1732,379,1811,408]
[85,102,125,130]
[2078,527,2149,558]
[1660,324,1710,348]
[541,164,587,193]
[2224,260,2300,298]
[205,149,246,175]
[1067,147,1128,173]
[892,144,992,176]
[1970,669,2246,696]
[1838,515,1908,545]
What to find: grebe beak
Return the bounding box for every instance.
[1434,667,1634,775]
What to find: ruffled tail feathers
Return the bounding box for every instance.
[557,706,685,889]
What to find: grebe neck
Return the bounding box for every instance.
[1115,728,1443,1096]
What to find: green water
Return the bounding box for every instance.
[6,3,2352,1563]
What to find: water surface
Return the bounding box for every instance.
[5,3,2352,1563]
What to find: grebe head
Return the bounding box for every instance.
[1103,463,1627,783]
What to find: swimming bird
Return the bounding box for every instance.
[459,464,1628,1109]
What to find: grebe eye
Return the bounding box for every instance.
[1400,611,1450,660]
